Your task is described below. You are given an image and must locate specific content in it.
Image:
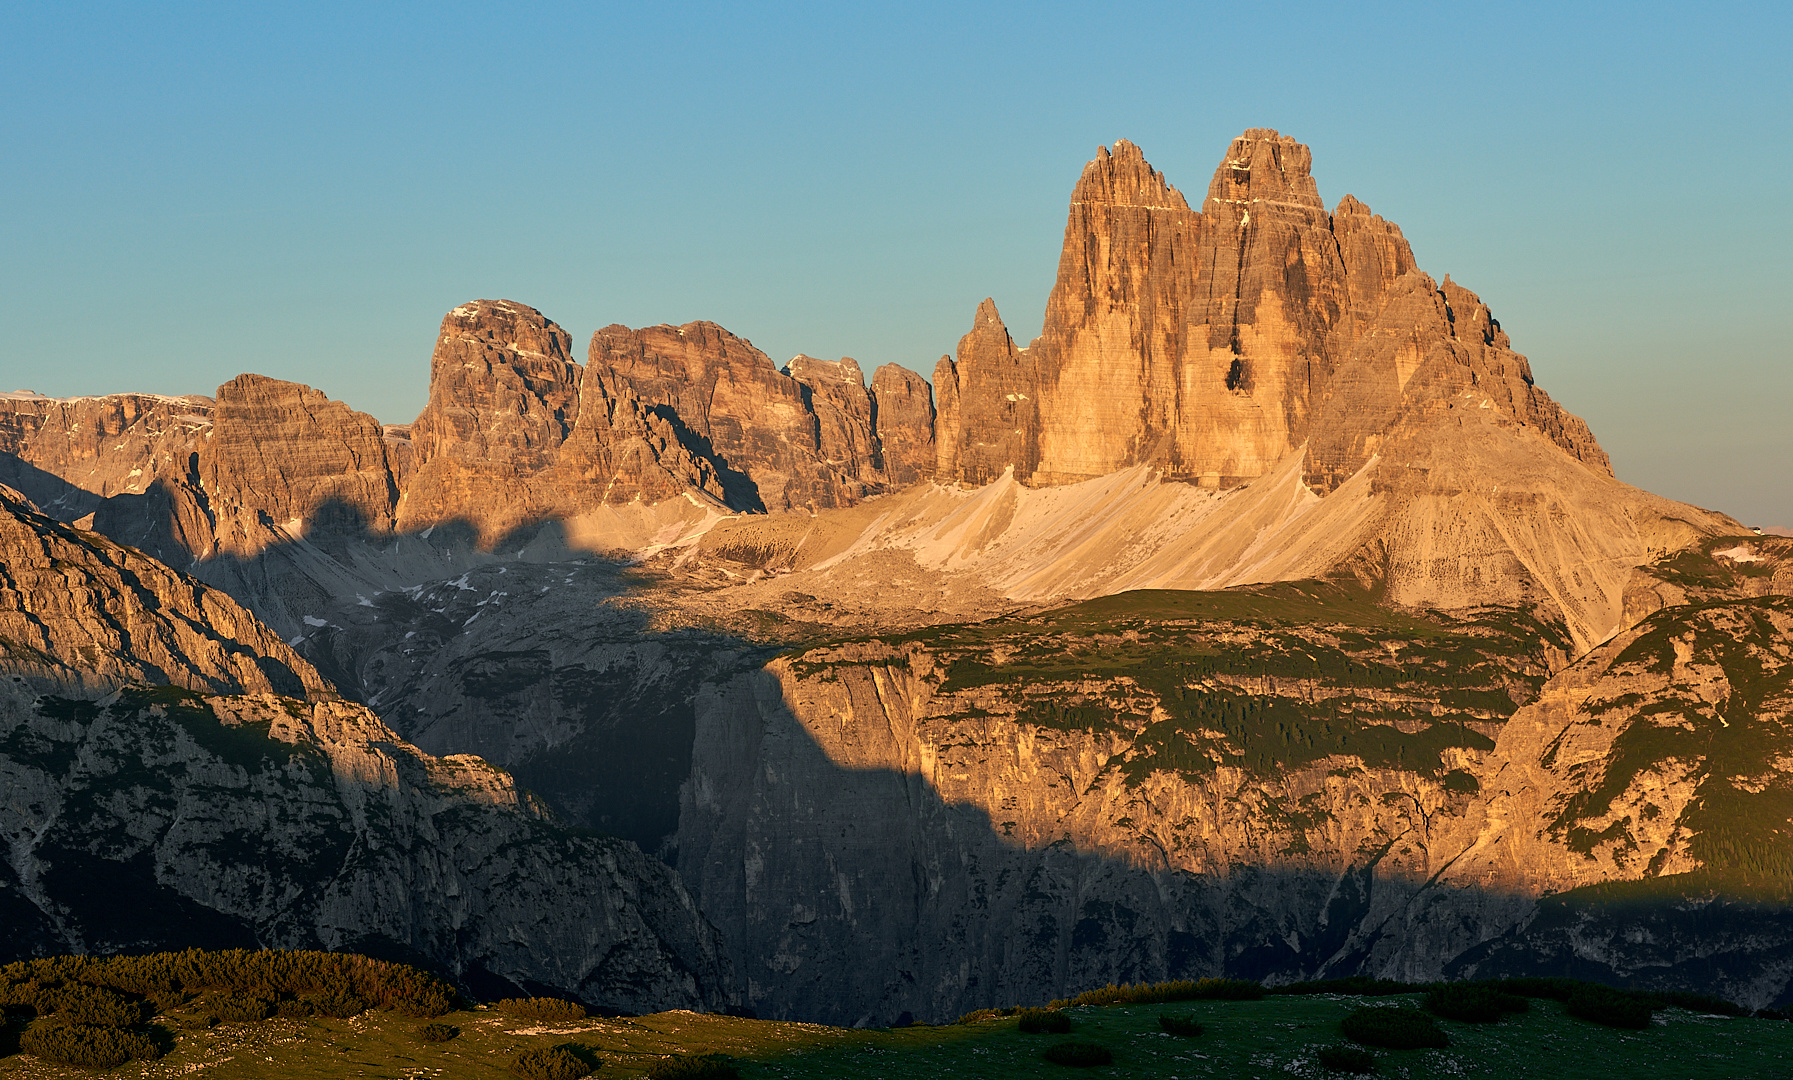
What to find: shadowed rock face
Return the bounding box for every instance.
[0,484,328,700]
[0,682,735,1013]
[0,484,735,1011]
[0,391,213,521]
[936,131,1611,493]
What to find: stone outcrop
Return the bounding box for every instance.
[590,322,875,512]
[677,576,1793,1021]
[934,299,1039,486]
[398,301,725,540]
[0,391,213,521]
[935,131,1612,493]
[0,681,735,1012]
[786,355,882,491]
[0,484,328,700]
[199,373,405,547]
[869,364,936,486]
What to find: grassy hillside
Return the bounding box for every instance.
[4,990,1785,1078]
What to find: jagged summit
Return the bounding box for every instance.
[1071,138,1191,211]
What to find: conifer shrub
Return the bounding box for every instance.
[496,996,589,1023]
[19,1022,169,1068]
[1042,1040,1113,1066]
[509,1042,596,1079]
[1566,985,1655,1030]
[1017,1007,1072,1033]
[1339,1006,1448,1049]
[206,991,276,1023]
[1157,1013,1203,1037]
[955,1006,1020,1024]
[0,948,454,1018]
[1053,977,1263,1008]
[646,1052,740,1079]
[416,1022,458,1042]
[54,983,149,1027]
[1491,976,1580,1001]
[1423,982,1528,1023]
[275,997,316,1019]
[313,989,369,1019]
[1317,1044,1376,1073]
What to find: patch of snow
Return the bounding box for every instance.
[302,616,328,627]
[1713,544,1762,563]
[356,594,373,606]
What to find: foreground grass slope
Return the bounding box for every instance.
[4,991,1786,1078]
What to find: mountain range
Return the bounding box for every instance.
[3,129,1789,1021]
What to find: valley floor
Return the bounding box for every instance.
[3,995,1784,1079]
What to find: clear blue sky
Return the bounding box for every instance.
[2,2,1788,524]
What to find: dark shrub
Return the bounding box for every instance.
[1494,977,1580,1001]
[0,948,455,1019]
[417,1022,458,1042]
[207,991,276,1023]
[1566,985,1654,1030]
[647,1053,740,1079]
[1317,1044,1376,1073]
[275,997,315,1019]
[497,997,589,1023]
[1424,983,1528,1023]
[313,988,369,1018]
[956,1006,1019,1024]
[56,984,149,1027]
[1340,1007,1448,1049]
[1652,990,1746,1016]
[20,1023,168,1068]
[0,980,53,1018]
[1018,1007,1072,1033]
[1157,1014,1203,1037]
[1053,977,1264,1008]
[509,1043,596,1080]
[1043,1040,1113,1066]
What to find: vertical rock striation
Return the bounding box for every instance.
[935,130,1611,493]
[870,363,936,487]
[397,301,725,539]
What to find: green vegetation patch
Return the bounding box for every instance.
[4,980,1787,1079]
[1551,596,1793,889]
[787,580,1565,786]
[1340,1006,1449,1049]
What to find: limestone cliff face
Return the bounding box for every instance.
[0,682,734,1012]
[0,391,213,521]
[934,300,1039,486]
[199,374,405,549]
[935,130,1611,493]
[870,364,935,486]
[0,485,328,700]
[399,301,724,539]
[590,322,881,512]
[785,355,882,492]
[676,579,1793,1020]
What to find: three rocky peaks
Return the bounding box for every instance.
[6,128,1785,1020]
[0,130,1722,652]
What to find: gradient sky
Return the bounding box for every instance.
[2,1,1788,524]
